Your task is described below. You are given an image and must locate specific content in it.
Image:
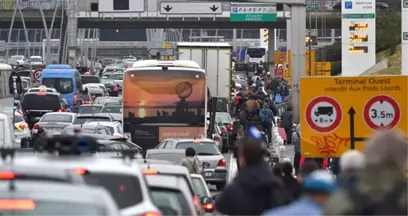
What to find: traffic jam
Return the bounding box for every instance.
[0,57,251,216]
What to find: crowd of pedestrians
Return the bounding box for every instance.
[215,128,407,215]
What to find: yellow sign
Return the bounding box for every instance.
[163,42,172,60]
[274,52,287,65]
[300,76,408,158]
[306,62,332,76]
[315,71,331,76]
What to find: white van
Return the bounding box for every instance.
[0,113,15,148]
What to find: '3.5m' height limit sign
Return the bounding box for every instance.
[300,76,408,158]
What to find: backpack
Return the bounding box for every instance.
[345,180,407,215]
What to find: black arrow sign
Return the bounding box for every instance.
[209,5,219,12]
[163,5,172,12]
[348,107,357,149]
[348,106,367,150]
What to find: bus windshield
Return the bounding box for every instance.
[42,78,73,94]
[123,70,206,126]
[246,48,266,58]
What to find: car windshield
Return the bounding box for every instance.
[41,114,72,123]
[30,57,42,62]
[17,71,31,77]
[191,177,208,198]
[0,200,106,215]
[150,188,192,216]
[94,98,120,105]
[176,142,220,155]
[73,117,111,124]
[78,106,102,114]
[82,76,99,84]
[42,78,73,94]
[29,89,54,93]
[215,113,232,124]
[82,173,143,209]
[101,106,122,113]
[22,94,61,111]
[109,74,123,80]
[14,114,24,123]
[11,56,24,60]
[146,152,185,164]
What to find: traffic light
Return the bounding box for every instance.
[263,29,269,43]
[277,4,284,11]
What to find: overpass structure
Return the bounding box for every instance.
[0,1,342,29]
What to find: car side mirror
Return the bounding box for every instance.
[201,196,212,205]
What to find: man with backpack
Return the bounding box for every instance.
[259,103,275,142]
[216,131,292,215]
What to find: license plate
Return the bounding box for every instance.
[204,171,213,177]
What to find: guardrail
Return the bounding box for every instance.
[0,0,64,11]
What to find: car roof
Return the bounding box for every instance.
[164,138,215,143]
[146,149,186,154]
[76,113,112,118]
[43,112,76,117]
[9,155,144,176]
[24,92,60,97]
[0,164,84,183]
[84,121,120,127]
[138,163,190,175]
[88,88,104,93]
[0,181,112,205]
[79,104,104,107]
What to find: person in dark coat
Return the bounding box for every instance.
[280,106,294,144]
[281,162,302,200]
[215,131,292,215]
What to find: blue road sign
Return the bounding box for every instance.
[345,1,352,9]
[232,7,238,12]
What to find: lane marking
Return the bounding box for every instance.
[228,153,237,183]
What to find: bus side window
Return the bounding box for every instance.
[75,71,82,91]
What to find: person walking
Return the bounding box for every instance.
[281,162,301,200]
[263,170,337,216]
[280,106,294,144]
[291,124,301,175]
[215,127,291,215]
[180,147,202,175]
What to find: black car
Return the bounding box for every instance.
[21,92,64,128]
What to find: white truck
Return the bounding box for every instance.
[176,42,232,98]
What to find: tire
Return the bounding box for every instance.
[215,182,226,191]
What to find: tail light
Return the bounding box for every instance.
[56,108,62,112]
[193,195,199,206]
[203,203,214,211]
[0,172,15,179]
[221,128,227,133]
[73,94,77,105]
[91,95,96,99]
[140,212,162,216]
[217,158,226,167]
[84,101,91,104]
[226,124,233,131]
[0,199,35,210]
[73,168,88,175]
[33,124,40,130]
[19,123,27,130]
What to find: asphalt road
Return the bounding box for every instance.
[209,145,295,196]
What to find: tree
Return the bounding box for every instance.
[376,11,401,54]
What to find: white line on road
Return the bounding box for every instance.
[228,153,237,183]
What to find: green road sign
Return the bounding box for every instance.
[230,6,277,22]
[342,14,376,19]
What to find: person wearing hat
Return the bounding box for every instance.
[262,170,336,216]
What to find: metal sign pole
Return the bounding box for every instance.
[5,6,17,64]
[16,3,32,73]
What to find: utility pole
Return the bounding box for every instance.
[307,0,312,76]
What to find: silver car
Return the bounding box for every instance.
[107,72,124,90]
[155,138,227,190]
[33,112,77,135]
[0,181,120,215]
